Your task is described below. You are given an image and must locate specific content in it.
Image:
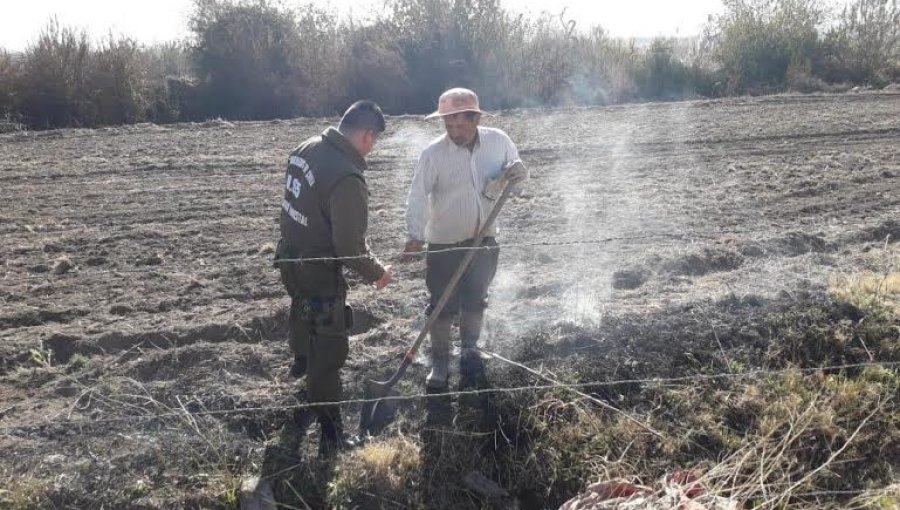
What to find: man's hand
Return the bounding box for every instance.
[503,160,528,185]
[374,265,393,290]
[482,176,505,201]
[403,240,425,261]
[484,161,528,201]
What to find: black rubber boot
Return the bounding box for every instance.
[289,354,307,379]
[460,348,486,379]
[460,310,488,378]
[317,412,362,459]
[426,317,452,390]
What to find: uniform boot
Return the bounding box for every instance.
[426,317,452,390]
[317,410,361,459]
[289,354,307,379]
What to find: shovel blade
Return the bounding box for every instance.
[366,379,391,399]
[358,379,397,435]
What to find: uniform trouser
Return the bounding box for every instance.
[426,237,499,321]
[280,263,349,421]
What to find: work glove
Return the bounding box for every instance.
[503,160,528,185]
[483,160,528,201]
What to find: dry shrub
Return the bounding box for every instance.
[316,290,899,509]
[190,0,308,120]
[820,0,900,85]
[86,36,149,126]
[12,20,183,129]
[569,28,639,105]
[514,15,577,106]
[17,20,92,128]
[0,477,46,510]
[341,23,411,114]
[712,0,825,94]
[787,66,831,93]
[0,50,21,125]
[330,436,422,506]
[4,0,900,128]
[699,367,899,508]
[0,0,900,128]
[634,39,698,100]
[830,272,900,315]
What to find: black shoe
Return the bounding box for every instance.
[319,433,365,457]
[317,414,363,459]
[289,355,307,379]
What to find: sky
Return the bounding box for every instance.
[0,0,726,51]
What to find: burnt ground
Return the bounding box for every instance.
[0,92,899,508]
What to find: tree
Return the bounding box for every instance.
[18,19,92,128]
[0,50,21,122]
[190,0,306,119]
[87,35,149,125]
[635,39,693,100]
[712,0,825,93]
[821,0,900,83]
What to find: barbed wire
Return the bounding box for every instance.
[0,270,840,423]
[2,224,881,284]
[0,233,698,284]
[272,233,709,264]
[1,361,895,435]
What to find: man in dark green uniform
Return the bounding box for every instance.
[276,100,393,455]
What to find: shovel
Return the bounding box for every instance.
[359,181,514,434]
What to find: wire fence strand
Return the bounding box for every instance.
[1,361,895,435]
[4,225,887,284]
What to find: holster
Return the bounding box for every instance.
[276,238,343,298]
[277,239,371,336]
[294,299,370,335]
[345,305,371,336]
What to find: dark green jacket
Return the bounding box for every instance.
[279,128,384,297]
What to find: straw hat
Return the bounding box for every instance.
[425,88,487,119]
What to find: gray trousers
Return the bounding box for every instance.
[425,237,499,319]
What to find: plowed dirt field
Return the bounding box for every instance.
[1,92,898,509]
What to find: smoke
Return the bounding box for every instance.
[371,123,440,252]
[380,124,437,160]
[568,73,612,106]
[377,105,694,361]
[484,103,691,357]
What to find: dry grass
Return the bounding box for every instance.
[330,436,422,506]
[0,477,46,510]
[4,290,897,509]
[697,367,898,508]
[830,272,900,315]
[848,483,900,509]
[333,378,883,508]
[4,304,897,509]
[0,373,248,509]
[322,296,900,509]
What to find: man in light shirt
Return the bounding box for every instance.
[405,88,528,390]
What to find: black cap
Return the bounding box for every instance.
[339,100,386,134]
